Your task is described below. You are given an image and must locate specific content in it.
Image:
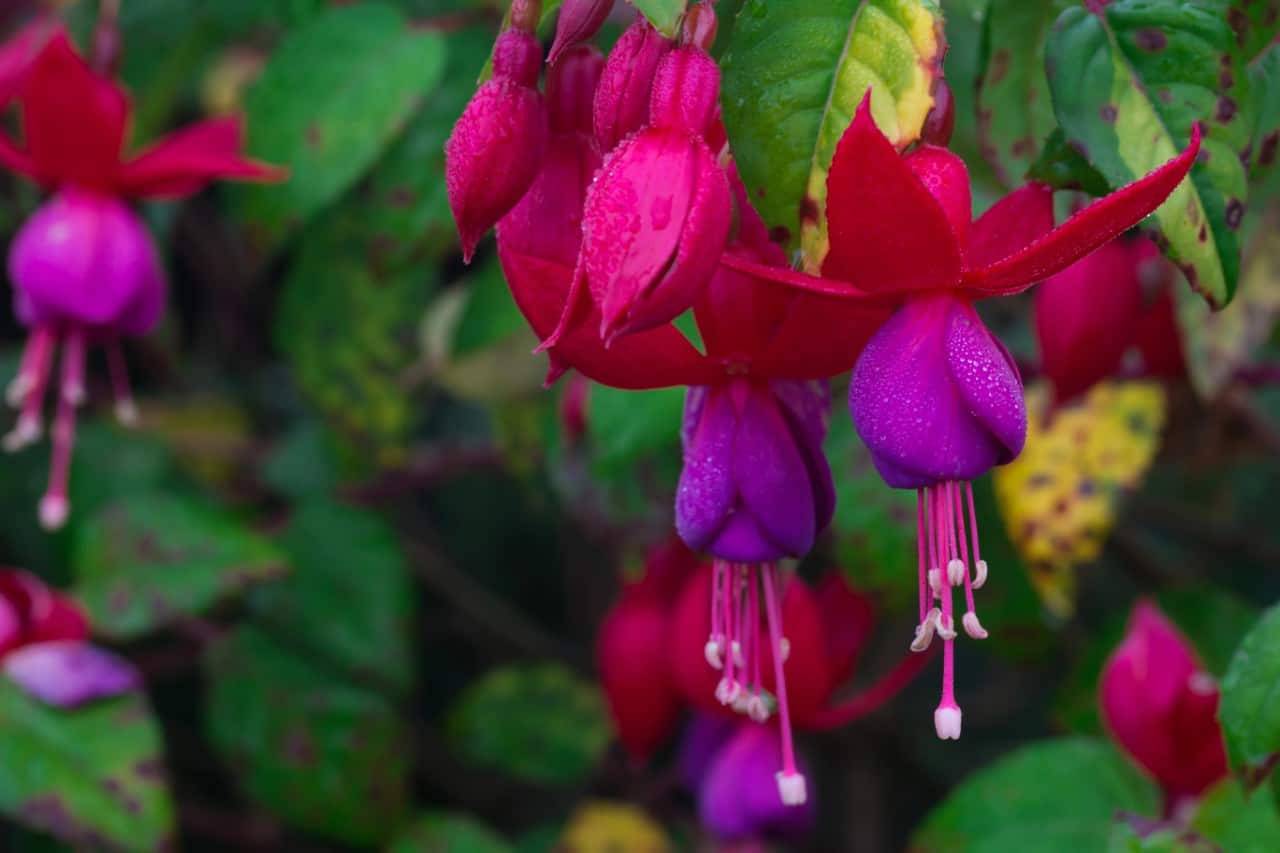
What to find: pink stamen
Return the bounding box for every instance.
[40,329,85,531]
[5,328,57,450]
[106,340,138,425]
[762,562,805,805]
[916,488,927,622]
[953,483,977,615]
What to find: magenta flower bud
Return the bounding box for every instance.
[649,46,720,137]
[4,640,139,708]
[593,16,672,151]
[1100,601,1228,803]
[698,723,815,842]
[548,0,613,65]
[445,28,549,263]
[10,188,164,332]
[677,378,834,563]
[546,44,605,135]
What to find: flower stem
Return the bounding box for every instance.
[806,645,938,731]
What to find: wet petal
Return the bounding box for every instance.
[675,386,738,552]
[730,384,816,559]
[943,300,1027,465]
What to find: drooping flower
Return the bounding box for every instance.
[543,10,731,346]
[0,568,138,707]
[445,10,550,262]
[548,0,614,66]
[593,14,672,152]
[1100,601,1228,809]
[1036,235,1185,402]
[724,93,1201,739]
[596,537,699,763]
[0,32,282,529]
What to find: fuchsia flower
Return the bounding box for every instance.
[0,568,138,707]
[724,93,1201,740]
[446,11,550,263]
[592,15,672,152]
[1036,235,1185,402]
[0,13,51,104]
[0,32,281,530]
[1100,601,1228,809]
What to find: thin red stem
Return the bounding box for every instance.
[807,645,939,731]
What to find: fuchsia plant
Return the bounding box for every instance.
[453,0,1203,807]
[0,31,281,530]
[1100,601,1228,812]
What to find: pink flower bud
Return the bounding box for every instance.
[593,16,671,151]
[649,46,720,137]
[1099,601,1228,801]
[548,0,614,65]
[547,44,605,135]
[681,1,719,52]
[445,29,549,263]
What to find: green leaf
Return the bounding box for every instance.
[1191,777,1280,851]
[206,626,409,846]
[633,0,687,37]
[1250,41,1280,202]
[0,684,174,851]
[913,737,1160,851]
[976,0,1072,186]
[1045,1,1252,308]
[262,421,342,501]
[581,385,683,518]
[276,230,434,464]
[1107,823,1189,852]
[1220,602,1280,782]
[452,260,535,360]
[721,0,946,267]
[251,500,414,693]
[72,493,288,640]
[1026,128,1113,195]
[235,3,447,247]
[446,664,610,786]
[388,813,514,853]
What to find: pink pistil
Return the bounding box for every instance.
[5,326,142,530]
[910,480,991,740]
[703,559,807,806]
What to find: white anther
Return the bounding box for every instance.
[704,639,723,670]
[3,415,41,451]
[38,494,69,531]
[778,637,790,662]
[732,640,745,668]
[911,608,940,652]
[973,560,988,590]
[114,399,139,427]
[715,677,741,706]
[928,568,943,597]
[746,694,770,723]
[962,611,988,639]
[947,559,966,586]
[6,375,31,407]
[934,705,963,740]
[776,771,808,806]
[933,611,957,641]
[1189,672,1217,695]
[62,383,85,407]
[732,693,752,715]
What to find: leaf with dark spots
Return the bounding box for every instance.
[0,683,174,851]
[205,627,409,846]
[72,493,289,640]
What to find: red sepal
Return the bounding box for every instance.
[116,116,285,198]
[821,93,961,294]
[963,125,1202,295]
[966,183,1055,270]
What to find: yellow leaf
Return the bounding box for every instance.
[993,380,1166,617]
[559,801,672,853]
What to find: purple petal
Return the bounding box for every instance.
[676,385,737,552]
[8,189,164,331]
[730,383,816,558]
[4,641,140,708]
[772,379,836,534]
[698,723,815,842]
[849,294,1025,488]
[678,712,739,791]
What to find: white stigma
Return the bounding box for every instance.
[934,705,963,740]
[778,637,790,662]
[962,611,988,639]
[776,771,808,806]
[38,494,69,531]
[934,611,957,641]
[947,559,966,586]
[704,639,723,670]
[973,560,988,590]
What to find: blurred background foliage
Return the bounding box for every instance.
[0,0,1277,851]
